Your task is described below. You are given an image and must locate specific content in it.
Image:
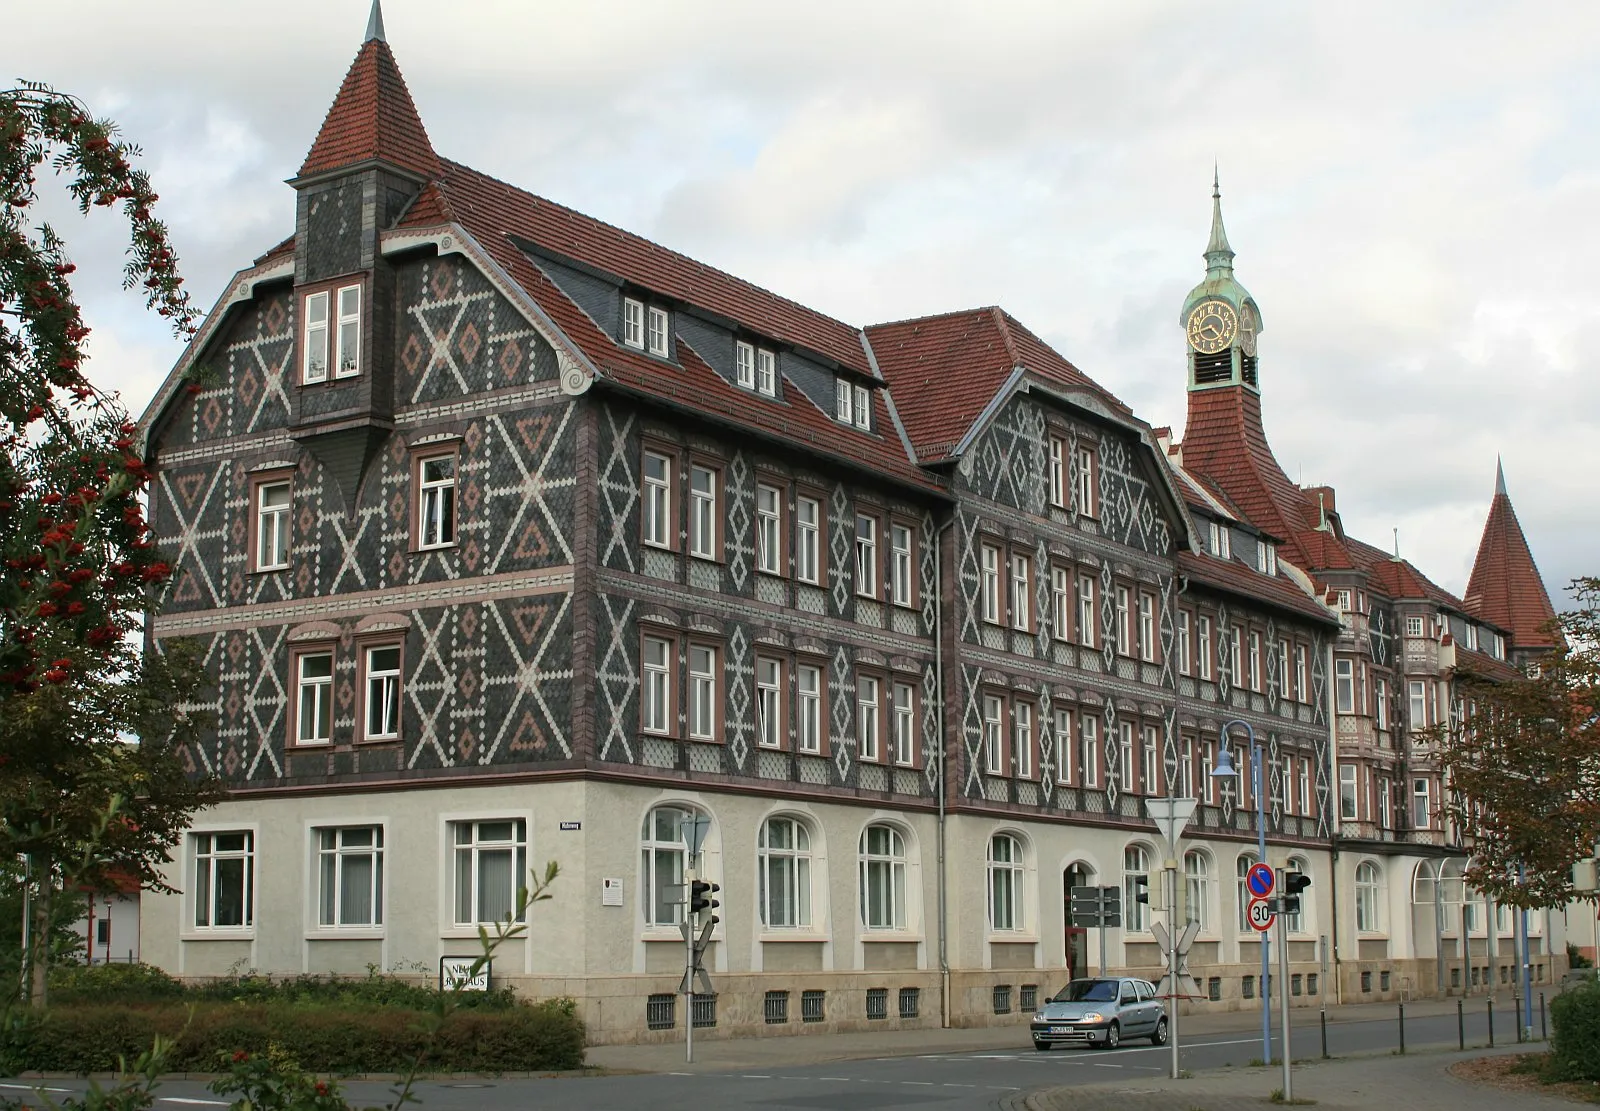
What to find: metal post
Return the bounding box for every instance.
[1097,887,1107,977]
[684,861,696,1065]
[1277,878,1292,1099]
[1487,998,1494,1047]
[1320,1008,1328,1059]
[1254,741,1271,1067]
[1540,992,1547,1042]
[1457,999,1465,1050]
[1398,1002,1406,1055]
[1168,865,1180,1080]
[1518,862,1533,1039]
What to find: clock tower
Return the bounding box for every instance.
[1180,172,1262,392]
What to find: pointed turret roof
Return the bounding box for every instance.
[297,2,441,182]
[1205,166,1235,274]
[1465,462,1558,649]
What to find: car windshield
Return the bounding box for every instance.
[1052,979,1120,1003]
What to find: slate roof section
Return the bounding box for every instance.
[298,36,442,181]
[864,307,1129,463]
[1465,478,1558,648]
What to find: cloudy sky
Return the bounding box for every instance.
[15,1,1597,607]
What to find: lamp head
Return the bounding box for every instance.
[1212,747,1240,778]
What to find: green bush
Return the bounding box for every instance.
[1548,978,1600,1082]
[46,963,518,1011]
[48,961,186,1003]
[0,999,584,1075]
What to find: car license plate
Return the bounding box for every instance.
[1049,1025,1073,1035]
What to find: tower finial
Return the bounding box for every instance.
[1495,455,1507,497]
[365,0,386,43]
[1205,167,1235,273]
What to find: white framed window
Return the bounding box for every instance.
[688,644,717,740]
[756,348,776,396]
[1184,851,1210,929]
[1014,701,1034,780]
[1374,677,1388,730]
[255,480,291,571]
[1340,764,1358,820]
[988,834,1024,932]
[1142,725,1159,794]
[1077,574,1096,647]
[756,483,782,575]
[855,514,878,598]
[642,451,672,549]
[452,819,526,926]
[417,454,457,549]
[1080,716,1099,788]
[980,544,1002,624]
[1198,616,1213,680]
[1260,541,1277,576]
[1209,521,1231,559]
[983,694,1005,774]
[1412,777,1431,829]
[756,657,782,749]
[363,645,401,740]
[1124,844,1150,932]
[1334,659,1354,713]
[1408,680,1428,729]
[689,465,718,560]
[759,817,812,929]
[1119,722,1134,790]
[1378,777,1391,829]
[193,831,253,929]
[1355,861,1381,932]
[1249,632,1262,691]
[835,377,853,424]
[795,496,820,584]
[1492,632,1505,659]
[890,523,913,607]
[302,290,329,383]
[1115,586,1131,655]
[1298,759,1311,817]
[1053,708,1073,785]
[797,663,822,754]
[860,824,907,930]
[1276,639,1290,695]
[1177,610,1192,675]
[317,826,383,928]
[647,305,669,356]
[1405,614,1425,638]
[1336,588,1353,612]
[642,636,672,734]
[892,681,915,766]
[622,298,645,349]
[1202,741,1215,804]
[857,675,880,762]
[1048,437,1066,507]
[1229,624,1244,682]
[295,650,333,745]
[335,285,361,377]
[1076,446,1096,517]
[1138,592,1156,662]
[853,383,871,430]
[642,806,699,927]
[1295,644,1308,701]
[1010,553,1031,631]
[1051,566,1071,642]
[1281,754,1293,811]
[735,341,755,388]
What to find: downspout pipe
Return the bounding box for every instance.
[934,513,956,1028]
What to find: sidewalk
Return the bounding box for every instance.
[585,996,1473,1073]
[1016,1046,1574,1111]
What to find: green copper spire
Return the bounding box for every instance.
[1205,166,1235,274]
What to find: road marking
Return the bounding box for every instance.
[741,1075,772,1079]
[1091,1062,1124,1069]
[817,1076,852,1081]
[942,1083,976,1088]
[0,1084,72,1094]
[160,1099,228,1106]
[668,1072,692,1076]
[903,1081,934,1086]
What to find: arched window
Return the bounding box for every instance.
[1183,850,1210,929]
[1123,844,1151,932]
[641,805,706,927]
[988,834,1024,932]
[1355,861,1381,933]
[759,816,812,929]
[860,824,907,930]
[1236,853,1259,933]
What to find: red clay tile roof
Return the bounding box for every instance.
[864,307,1129,463]
[1343,534,1465,609]
[1465,489,1558,648]
[299,38,441,181]
[254,234,296,266]
[1177,550,1339,627]
[1451,643,1524,683]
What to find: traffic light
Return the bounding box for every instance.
[689,879,721,921]
[1282,870,1311,915]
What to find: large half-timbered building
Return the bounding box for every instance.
[137,10,1571,1041]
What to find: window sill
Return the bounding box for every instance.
[289,740,333,750]
[688,553,722,565]
[251,565,290,576]
[759,932,828,944]
[643,928,724,944]
[442,925,525,939]
[306,928,386,941]
[860,931,923,943]
[413,543,458,555]
[987,932,1039,945]
[181,929,257,942]
[356,735,402,746]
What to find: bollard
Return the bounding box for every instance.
[1398,1002,1406,1055]
[1457,998,1465,1051]
[1487,998,1495,1048]
[1515,996,1524,1044]
[1320,1008,1329,1059]
[1540,993,1547,1042]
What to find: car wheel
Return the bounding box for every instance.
[1034,1040,1050,1052]
[1150,1016,1169,1046]
[1103,1021,1120,1049]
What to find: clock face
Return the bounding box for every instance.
[1187,300,1238,354]
[1239,303,1258,357]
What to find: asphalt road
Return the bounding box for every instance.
[3,1006,1544,1111]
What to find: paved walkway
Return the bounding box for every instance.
[586,996,1477,1073]
[1016,1047,1574,1111]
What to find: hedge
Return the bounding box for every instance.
[0,1000,585,1075]
[1549,979,1600,1082]
[46,963,520,1011]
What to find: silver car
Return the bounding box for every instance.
[1030,977,1168,1050]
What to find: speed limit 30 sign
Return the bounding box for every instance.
[1248,895,1276,932]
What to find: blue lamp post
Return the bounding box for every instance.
[1212,718,1271,1066]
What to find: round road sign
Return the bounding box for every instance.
[1248,896,1276,932]
[1246,862,1275,898]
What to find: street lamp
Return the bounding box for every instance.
[1211,719,1271,1066]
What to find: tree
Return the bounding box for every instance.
[1436,577,1600,910]
[1,83,218,1006]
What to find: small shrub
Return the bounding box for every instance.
[49,961,185,1003]
[1549,980,1600,1082]
[47,962,518,1011]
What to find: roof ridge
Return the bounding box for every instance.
[865,304,1000,332]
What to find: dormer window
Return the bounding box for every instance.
[301,282,362,384]
[1464,624,1479,651]
[1259,541,1277,576]
[1336,589,1353,611]
[623,298,644,349]
[647,306,670,356]
[735,341,778,397]
[835,378,871,430]
[1208,521,1231,560]
[622,297,671,357]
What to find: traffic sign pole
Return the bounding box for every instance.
[1277,869,1293,1101]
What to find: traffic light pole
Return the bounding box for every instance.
[1098,887,1108,976]
[1277,869,1293,1101]
[1167,863,1180,1080]
[684,862,696,1065]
